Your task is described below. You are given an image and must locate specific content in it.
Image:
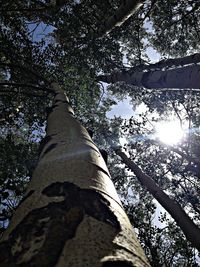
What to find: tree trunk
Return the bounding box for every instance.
[0,84,150,267]
[98,0,143,37]
[115,148,200,251]
[126,52,200,73]
[98,65,200,89]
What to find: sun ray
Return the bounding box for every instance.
[155,120,185,145]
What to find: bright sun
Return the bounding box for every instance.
[155,120,184,145]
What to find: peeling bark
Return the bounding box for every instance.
[0,83,150,267]
[98,0,143,37]
[115,149,200,251]
[98,65,200,89]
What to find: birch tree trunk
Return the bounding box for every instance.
[98,65,200,89]
[115,149,200,251]
[98,0,143,37]
[0,84,150,267]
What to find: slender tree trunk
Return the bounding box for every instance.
[98,0,143,37]
[0,84,150,267]
[98,65,200,89]
[115,148,200,251]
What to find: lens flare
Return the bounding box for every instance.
[155,120,184,145]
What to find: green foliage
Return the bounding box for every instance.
[149,0,200,57]
[0,0,200,264]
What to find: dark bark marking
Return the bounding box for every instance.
[42,181,121,229]
[102,261,134,267]
[92,163,110,177]
[41,143,58,158]
[54,99,68,105]
[38,135,52,156]
[100,149,108,164]
[0,182,121,266]
[42,181,75,197]
[87,129,94,138]
[46,104,58,117]
[81,189,120,229]
[0,197,84,267]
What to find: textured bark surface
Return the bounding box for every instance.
[115,149,200,251]
[98,65,200,89]
[98,0,143,37]
[0,84,150,267]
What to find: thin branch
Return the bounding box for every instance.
[169,2,200,27]
[96,82,105,109]
[150,139,200,166]
[142,0,158,21]
[0,62,50,84]
[0,81,54,93]
[0,7,48,13]
[170,101,183,129]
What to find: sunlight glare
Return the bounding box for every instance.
[119,137,127,147]
[155,120,184,145]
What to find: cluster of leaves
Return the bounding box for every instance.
[149,0,200,56]
[1,0,200,265]
[0,133,39,236]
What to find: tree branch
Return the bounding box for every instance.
[0,81,54,94]
[0,62,50,84]
[115,148,200,251]
[97,0,144,37]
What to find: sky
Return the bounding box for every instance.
[106,45,184,231]
[107,39,161,119]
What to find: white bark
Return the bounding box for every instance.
[0,84,150,267]
[98,65,200,89]
[98,0,143,37]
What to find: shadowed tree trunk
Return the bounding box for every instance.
[98,65,200,89]
[0,83,150,267]
[115,148,200,251]
[98,0,143,37]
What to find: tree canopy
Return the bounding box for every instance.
[0,0,200,265]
